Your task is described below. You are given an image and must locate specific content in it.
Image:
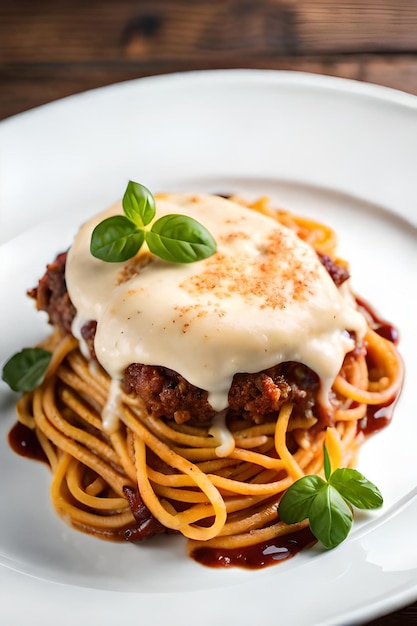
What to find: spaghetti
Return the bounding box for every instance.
[8,193,403,568]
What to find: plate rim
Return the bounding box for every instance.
[2,68,417,130]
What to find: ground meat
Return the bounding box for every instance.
[123,361,319,426]
[228,362,319,424]
[28,251,76,333]
[80,320,97,360]
[122,364,215,425]
[318,253,350,287]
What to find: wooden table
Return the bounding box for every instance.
[2,0,417,119]
[1,1,416,623]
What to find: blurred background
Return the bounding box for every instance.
[1,1,417,623]
[1,0,417,119]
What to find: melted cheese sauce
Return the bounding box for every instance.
[66,194,367,412]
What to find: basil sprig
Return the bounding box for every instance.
[2,348,52,392]
[90,181,217,263]
[278,444,383,549]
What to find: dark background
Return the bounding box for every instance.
[1,1,416,623]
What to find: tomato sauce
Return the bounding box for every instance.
[8,422,48,465]
[190,526,316,569]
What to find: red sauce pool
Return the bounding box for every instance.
[190,526,316,569]
[355,296,400,436]
[8,422,48,465]
[357,296,399,344]
[359,399,398,436]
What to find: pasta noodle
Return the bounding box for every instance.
[9,194,403,568]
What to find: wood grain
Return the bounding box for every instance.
[0,3,416,622]
[2,0,417,118]
[2,0,417,62]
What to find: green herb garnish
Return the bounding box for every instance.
[2,348,52,392]
[278,443,383,549]
[90,181,217,264]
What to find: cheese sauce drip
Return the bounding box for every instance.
[66,194,367,412]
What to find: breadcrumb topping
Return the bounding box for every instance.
[180,228,317,311]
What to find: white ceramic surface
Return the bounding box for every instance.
[0,70,416,626]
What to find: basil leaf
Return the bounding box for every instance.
[2,348,52,392]
[278,475,326,524]
[309,484,353,549]
[323,443,331,481]
[90,215,144,262]
[90,181,217,265]
[146,214,217,263]
[122,181,156,227]
[329,468,383,510]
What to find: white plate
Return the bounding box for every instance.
[1,69,417,626]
